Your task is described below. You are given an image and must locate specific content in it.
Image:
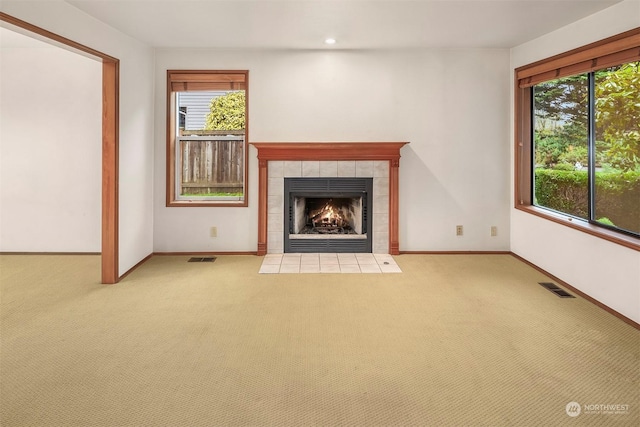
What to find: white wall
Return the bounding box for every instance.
[510,0,640,323]
[154,48,511,252]
[0,1,155,275]
[0,38,101,252]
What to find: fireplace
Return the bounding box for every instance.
[251,142,409,255]
[284,178,372,253]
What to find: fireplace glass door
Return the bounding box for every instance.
[284,178,372,253]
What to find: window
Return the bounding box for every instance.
[178,106,187,129]
[166,70,248,206]
[515,28,640,249]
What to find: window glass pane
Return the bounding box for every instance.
[533,75,589,220]
[594,62,640,234]
[176,90,245,200]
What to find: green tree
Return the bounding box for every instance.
[595,62,640,171]
[204,91,245,130]
[533,75,589,168]
[534,74,588,125]
[533,63,639,171]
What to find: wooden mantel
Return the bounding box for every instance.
[251,142,408,161]
[251,142,409,256]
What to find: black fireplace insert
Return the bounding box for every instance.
[284,177,373,253]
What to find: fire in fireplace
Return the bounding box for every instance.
[284,178,372,253]
[293,197,363,235]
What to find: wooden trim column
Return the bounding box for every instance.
[257,159,268,255]
[389,158,401,255]
[102,60,119,284]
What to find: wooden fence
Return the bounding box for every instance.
[180,137,244,195]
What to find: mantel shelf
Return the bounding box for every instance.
[251,142,409,161]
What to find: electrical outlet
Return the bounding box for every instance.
[456,225,463,236]
[491,226,497,237]
[210,227,217,238]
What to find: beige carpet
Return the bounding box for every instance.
[1,254,638,426]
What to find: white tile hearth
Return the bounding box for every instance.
[258,253,402,274]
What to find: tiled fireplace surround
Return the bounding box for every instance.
[252,142,408,255]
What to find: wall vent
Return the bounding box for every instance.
[188,257,217,263]
[538,282,575,298]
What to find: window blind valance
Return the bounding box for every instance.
[168,71,247,92]
[516,28,640,88]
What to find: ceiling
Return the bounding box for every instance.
[61,0,622,50]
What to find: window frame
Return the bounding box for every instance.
[166,70,249,207]
[514,28,640,251]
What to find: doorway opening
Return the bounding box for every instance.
[0,12,119,283]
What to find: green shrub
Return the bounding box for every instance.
[596,217,615,226]
[534,169,640,232]
[204,91,245,131]
[558,145,588,166]
[553,163,574,171]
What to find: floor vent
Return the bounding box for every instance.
[188,257,217,263]
[538,282,575,298]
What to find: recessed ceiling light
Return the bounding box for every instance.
[324,38,336,45]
